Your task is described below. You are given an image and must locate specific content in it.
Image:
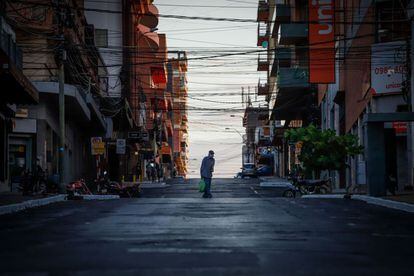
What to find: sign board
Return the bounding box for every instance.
[371,41,406,95]
[393,122,408,135]
[91,137,105,155]
[12,118,37,133]
[309,0,335,83]
[116,139,126,154]
[141,131,149,141]
[128,131,140,139]
[128,131,149,141]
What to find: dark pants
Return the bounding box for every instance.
[203,177,212,196]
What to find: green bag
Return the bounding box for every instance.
[198,179,206,193]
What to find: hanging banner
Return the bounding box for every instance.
[309,0,335,83]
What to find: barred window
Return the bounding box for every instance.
[95,29,108,48]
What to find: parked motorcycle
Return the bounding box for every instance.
[66,179,92,198]
[96,172,122,195]
[95,171,140,198]
[18,170,34,195]
[291,176,332,195]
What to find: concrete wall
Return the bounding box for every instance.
[85,0,123,97]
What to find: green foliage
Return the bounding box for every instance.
[284,124,363,175]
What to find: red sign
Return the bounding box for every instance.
[393,122,407,134]
[151,67,166,85]
[309,0,335,83]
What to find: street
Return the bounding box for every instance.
[1,178,414,275]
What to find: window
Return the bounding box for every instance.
[31,6,46,21]
[375,0,409,43]
[95,29,108,48]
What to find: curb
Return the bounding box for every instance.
[259,182,295,188]
[353,195,414,213]
[140,183,170,189]
[81,195,120,200]
[0,195,66,216]
[301,194,414,213]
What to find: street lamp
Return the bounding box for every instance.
[225,127,249,165]
[225,127,245,141]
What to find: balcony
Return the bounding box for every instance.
[257,53,269,71]
[137,25,159,51]
[278,23,308,45]
[271,4,291,37]
[277,67,309,89]
[141,4,159,29]
[275,4,291,22]
[0,30,23,70]
[33,82,93,126]
[165,119,173,137]
[258,79,268,96]
[0,27,39,103]
[257,0,269,22]
[257,22,270,47]
[271,47,292,76]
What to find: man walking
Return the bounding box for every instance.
[200,150,215,198]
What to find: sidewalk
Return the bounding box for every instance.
[302,193,414,213]
[0,192,59,206]
[258,176,293,188]
[0,193,66,216]
[122,181,169,189]
[0,191,120,216]
[385,192,414,204]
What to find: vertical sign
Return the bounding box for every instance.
[91,137,105,155]
[309,0,335,83]
[116,139,126,155]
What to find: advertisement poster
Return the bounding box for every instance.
[371,41,406,95]
[309,0,335,83]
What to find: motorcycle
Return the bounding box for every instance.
[66,179,92,198]
[291,176,332,195]
[96,171,140,198]
[96,172,122,195]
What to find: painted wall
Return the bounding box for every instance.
[85,0,123,97]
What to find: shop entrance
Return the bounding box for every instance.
[8,136,33,191]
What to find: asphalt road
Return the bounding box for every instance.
[1,178,414,275]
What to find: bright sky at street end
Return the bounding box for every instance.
[156,0,264,178]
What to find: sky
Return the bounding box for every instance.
[156,0,265,178]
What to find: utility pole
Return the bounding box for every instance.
[57,0,66,190]
[410,11,414,188]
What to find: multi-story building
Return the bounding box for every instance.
[258,0,414,196]
[318,0,412,195]
[254,0,317,176]
[0,14,39,192]
[87,0,172,182]
[167,52,188,177]
[4,0,109,189]
[85,0,134,182]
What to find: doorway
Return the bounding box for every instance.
[8,136,33,192]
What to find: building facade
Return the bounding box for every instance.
[257,0,414,196]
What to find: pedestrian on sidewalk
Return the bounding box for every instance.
[146,162,152,181]
[200,150,215,198]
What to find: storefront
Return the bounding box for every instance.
[8,118,37,191]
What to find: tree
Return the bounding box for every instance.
[284,125,363,178]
